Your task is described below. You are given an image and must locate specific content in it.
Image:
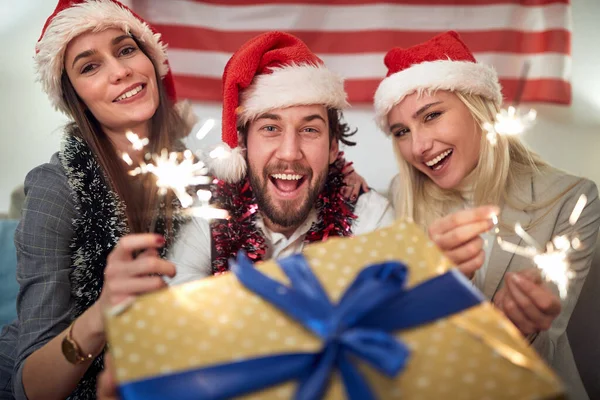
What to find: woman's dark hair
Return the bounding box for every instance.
[60,35,187,234]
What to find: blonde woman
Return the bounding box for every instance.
[374,31,600,399]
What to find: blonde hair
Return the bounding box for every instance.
[391,91,551,229]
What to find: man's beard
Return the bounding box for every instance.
[249,161,327,229]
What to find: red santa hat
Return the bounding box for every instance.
[374,31,503,134]
[35,0,195,130]
[211,31,348,183]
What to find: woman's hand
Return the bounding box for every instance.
[493,269,561,336]
[428,205,499,278]
[98,234,176,313]
[342,162,369,201]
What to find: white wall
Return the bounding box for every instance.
[1,0,599,213]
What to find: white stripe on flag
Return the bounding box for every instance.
[143,0,570,32]
[168,49,571,81]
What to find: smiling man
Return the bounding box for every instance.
[167,31,395,282]
[245,105,337,236]
[95,31,395,399]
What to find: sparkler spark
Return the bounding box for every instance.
[129,149,213,208]
[497,194,588,298]
[484,107,537,145]
[196,189,212,202]
[183,206,230,220]
[491,213,500,234]
[209,145,228,159]
[121,123,226,228]
[122,153,133,166]
[569,194,587,226]
[125,131,149,151]
[532,241,574,299]
[484,61,537,146]
[181,189,229,220]
[195,119,216,141]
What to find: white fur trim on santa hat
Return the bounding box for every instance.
[207,143,247,184]
[374,60,503,134]
[35,0,168,115]
[238,63,349,125]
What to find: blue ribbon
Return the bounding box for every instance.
[120,252,484,400]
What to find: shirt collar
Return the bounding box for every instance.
[256,208,318,246]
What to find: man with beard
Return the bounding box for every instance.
[167,31,395,284]
[96,31,394,400]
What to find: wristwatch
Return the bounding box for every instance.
[61,321,94,365]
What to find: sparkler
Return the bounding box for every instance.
[130,148,213,206]
[497,194,588,298]
[125,131,148,151]
[484,62,537,145]
[182,189,229,220]
[121,128,228,231]
[484,107,537,145]
[175,144,236,220]
[195,118,216,141]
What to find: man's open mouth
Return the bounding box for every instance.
[269,173,307,192]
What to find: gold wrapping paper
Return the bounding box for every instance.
[106,220,564,399]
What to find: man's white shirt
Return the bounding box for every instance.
[167,190,395,286]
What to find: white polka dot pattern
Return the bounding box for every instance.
[106,221,563,399]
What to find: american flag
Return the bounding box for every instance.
[131,0,571,105]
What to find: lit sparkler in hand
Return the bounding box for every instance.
[497,194,588,298]
[484,62,537,145]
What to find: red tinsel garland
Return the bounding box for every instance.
[210,153,357,274]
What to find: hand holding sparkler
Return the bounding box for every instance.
[101,234,176,317]
[104,124,230,318]
[492,269,561,337]
[428,205,500,279]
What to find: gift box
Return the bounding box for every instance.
[106,221,564,399]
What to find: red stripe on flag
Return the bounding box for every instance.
[157,27,570,55]
[500,78,571,104]
[345,78,571,105]
[174,76,222,103]
[173,75,571,106]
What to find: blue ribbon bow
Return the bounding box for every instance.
[120,252,484,400]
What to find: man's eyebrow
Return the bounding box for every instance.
[302,114,326,123]
[255,113,281,121]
